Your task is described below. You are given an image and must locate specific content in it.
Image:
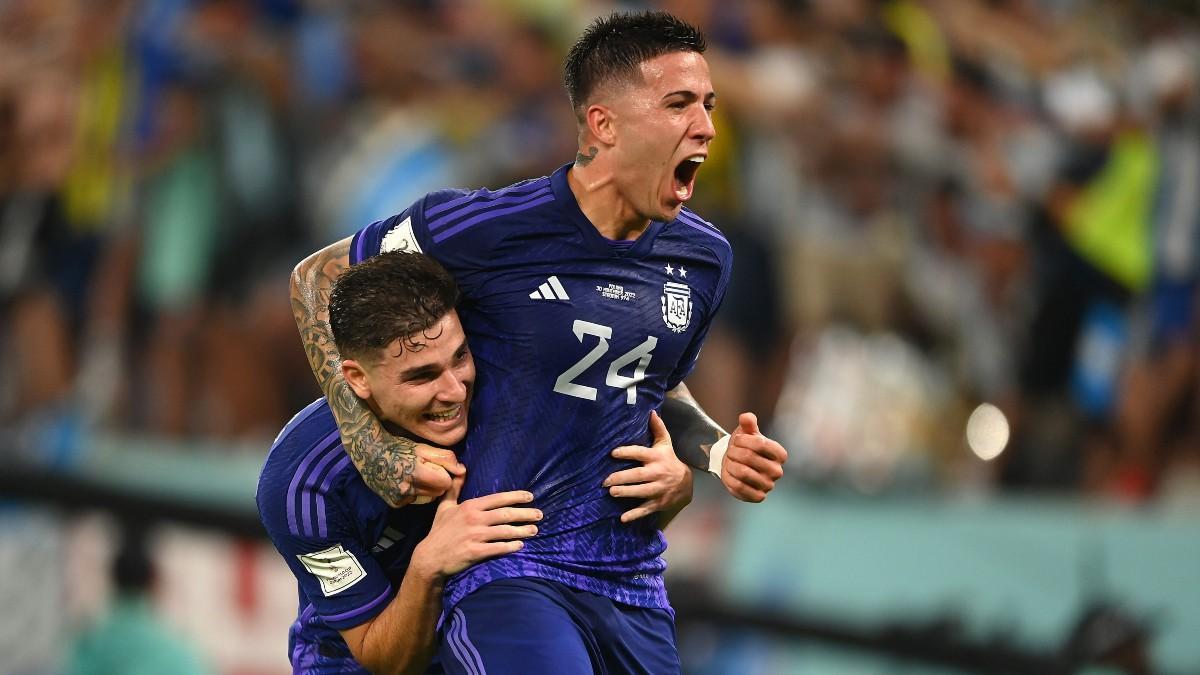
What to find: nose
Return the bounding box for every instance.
[434,369,468,402]
[691,106,716,142]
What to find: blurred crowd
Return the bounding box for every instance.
[1,0,1198,504]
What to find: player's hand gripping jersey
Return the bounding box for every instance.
[351,164,732,612]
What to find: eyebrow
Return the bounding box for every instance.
[399,364,440,382]
[662,90,717,103]
[397,339,468,382]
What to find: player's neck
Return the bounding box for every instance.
[568,160,652,242]
[365,398,414,441]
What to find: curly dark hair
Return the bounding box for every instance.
[563,10,706,116]
[329,251,460,364]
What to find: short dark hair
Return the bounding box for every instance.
[563,10,707,114]
[329,251,460,363]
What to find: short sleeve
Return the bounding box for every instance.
[349,189,474,265]
[260,494,394,631]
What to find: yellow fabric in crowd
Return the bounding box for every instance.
[1065,130,1158,292]
[883,0,951,82]
[63,46,130,232]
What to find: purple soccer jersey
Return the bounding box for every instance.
[257,398,442,673]
[350,163,733,612]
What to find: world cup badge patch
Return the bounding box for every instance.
[661,281,693,333]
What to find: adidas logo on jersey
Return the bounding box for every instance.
[371,527,405,553]
[529,276,570,301]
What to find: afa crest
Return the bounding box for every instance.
[661,281,693,333]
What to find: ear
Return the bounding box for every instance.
[341,359,372,400]
[584,103,617,146]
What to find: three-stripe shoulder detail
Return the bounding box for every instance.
[285,431,354,538]
[675,209,729,247]
[425,179,554,244]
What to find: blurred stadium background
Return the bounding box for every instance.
[2,0,1198,673]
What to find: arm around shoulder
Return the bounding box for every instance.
[290,237,434,508]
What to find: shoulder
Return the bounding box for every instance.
[668,207,732,261]
[418,175,555,244]
[421,176,552,218]
[370,177,555,259]
[257,400,355,533]
[263,399,337,469]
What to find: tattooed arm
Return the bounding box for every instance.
[661,383,788,503]
[660,383,725,471]
[290,237,456,508]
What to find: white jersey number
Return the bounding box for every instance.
[553,320,658,404]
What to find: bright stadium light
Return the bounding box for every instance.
[966,403,1009,461]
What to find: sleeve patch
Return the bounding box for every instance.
[380,217,423,253]
[297,544,367,596]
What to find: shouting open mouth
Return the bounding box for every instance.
[672,154,705,202]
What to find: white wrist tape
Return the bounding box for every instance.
[707,434,732,477]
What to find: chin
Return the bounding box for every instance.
[420,425,467,447]
[660,202,684,221]
[648,196,680,221]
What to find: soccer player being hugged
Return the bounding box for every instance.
[260,252,695,674]
[289,11,789,674]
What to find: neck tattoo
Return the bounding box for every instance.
[575,146,599,166]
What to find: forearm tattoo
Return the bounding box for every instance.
[661,385,727,471]
[290,240,417,507]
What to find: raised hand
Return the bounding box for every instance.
[604,411,694,524]
[720,412,787,503]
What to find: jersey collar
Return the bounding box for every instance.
[550,163,665,258]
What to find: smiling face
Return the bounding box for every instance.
[342,312,475,447]
[604,50,717,222]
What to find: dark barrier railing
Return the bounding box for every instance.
[0,462,266,539]
[669,578,1086,674]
